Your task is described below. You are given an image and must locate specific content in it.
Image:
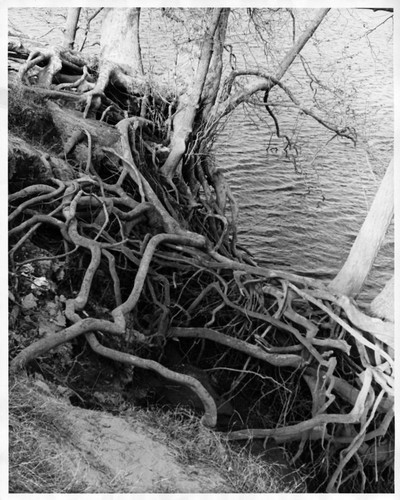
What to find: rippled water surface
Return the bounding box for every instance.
[9,8,394,304]
[215,10,394,305]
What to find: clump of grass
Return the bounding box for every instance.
[126,405,306,493]
[8,83,59,149]
[9,377,90,494]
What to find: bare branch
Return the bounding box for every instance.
[221,70,356,143]
[217,8,330,118]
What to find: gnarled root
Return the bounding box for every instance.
[9,52,394,491]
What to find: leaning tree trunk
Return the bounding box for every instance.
[160,8,223,180]
[200,8,230,121]
[369,275,394,322]
[329,158,394,297]
[63,8,81,50]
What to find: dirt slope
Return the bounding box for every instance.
[10,378,231,494]
[59,404,231,493]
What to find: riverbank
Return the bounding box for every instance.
[9,375,305,494]
[8,8,394,494]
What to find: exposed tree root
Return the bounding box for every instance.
[8,35,394,493]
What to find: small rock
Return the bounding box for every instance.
[34,379,52,394]
[21,293,38,310]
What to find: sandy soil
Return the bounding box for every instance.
[32,380,231,493]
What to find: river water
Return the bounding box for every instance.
[9,8,394,305]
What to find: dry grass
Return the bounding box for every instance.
[9,377,90,493]
[129,405,307,493]
[9,376,306,494]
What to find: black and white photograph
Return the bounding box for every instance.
[5,2,396,495]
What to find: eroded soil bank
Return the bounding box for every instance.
[9,376,303,494]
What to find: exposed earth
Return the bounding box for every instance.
[9,376,301,494]
[16,379,231,493]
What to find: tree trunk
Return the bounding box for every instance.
[83,8,145,106]
[160,9,223,179]
[201,8,230,120]
[100,8,144,77]
[63,8,81,50]
[369,276,394,322]
[329,158,394,297]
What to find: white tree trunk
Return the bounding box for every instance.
[63,8,81,50]
[201,9,230,120]
[369,276,394,322]
[100,8,144,76]
[329,158,394,297]
[160,9,223,179]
